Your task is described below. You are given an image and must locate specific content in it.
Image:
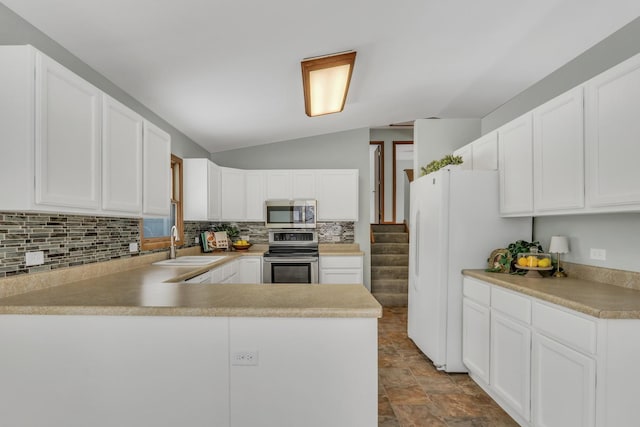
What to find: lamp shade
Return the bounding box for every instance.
[549,236,569,254]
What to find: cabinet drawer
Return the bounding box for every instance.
[320,255,363,269]
[463,277,490,306]
[492,286,531,324]
[533,301,597,355]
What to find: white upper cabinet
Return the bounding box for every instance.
[208,161,221,221]
[35,50,102,210]
[220,167,246,220]
[245,170,266,221]
[316,170,359,221]
[533,87,584,213]
[142,121,171,216]
[471,131,498,170]
[102,95,143,214]
[291,170,317,199]
[585,52,640,210]
[0,45,171,218]
[265,170,292,200]
[498,114,533,216]
[453,144,473,170]
[183,159,220,221]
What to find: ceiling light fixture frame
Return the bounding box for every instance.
[301,50,356,117]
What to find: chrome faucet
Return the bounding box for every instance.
[170,225,179,259]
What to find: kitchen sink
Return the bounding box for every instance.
[152,256,226,266]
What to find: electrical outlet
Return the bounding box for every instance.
[194,236,200,244]
[590,248,606,261]
[129,242,138,253]
[232,351,259,366]
[25,251,44,266]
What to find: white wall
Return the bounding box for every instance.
[0,3,209,159]
[481,16,640,271]
[413,119,480,177]
[211,128,373,288]
[369,128,413,223]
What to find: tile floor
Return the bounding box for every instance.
[378,307,519,427]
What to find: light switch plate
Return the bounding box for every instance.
[590,248,606,260]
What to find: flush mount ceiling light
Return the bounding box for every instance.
[301,51,356,117]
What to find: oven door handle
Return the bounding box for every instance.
[264,257,318,263]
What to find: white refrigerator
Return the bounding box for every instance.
[408,168,531,372]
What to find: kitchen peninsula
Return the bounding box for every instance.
[0,251,381,427]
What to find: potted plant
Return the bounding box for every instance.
[420,154,464,176]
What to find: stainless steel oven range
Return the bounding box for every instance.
[263,229,319,284]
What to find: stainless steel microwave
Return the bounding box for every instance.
[265,199,316,229]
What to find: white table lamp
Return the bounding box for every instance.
[549,236,569,278]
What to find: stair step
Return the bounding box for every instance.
[371,266,408,279]
[373,233,409,243]
[371,224,406,233]
[372,292,408,307]
[371,254,408,266]
[371,243,409,254]
[371,279,408,293]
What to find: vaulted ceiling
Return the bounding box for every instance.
[3,0,639,152]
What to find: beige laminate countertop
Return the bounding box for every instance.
[463,269,640,319]
[0,251,381,318]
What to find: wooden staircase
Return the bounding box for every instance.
[370,224,409,306]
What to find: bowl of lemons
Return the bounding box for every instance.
[516,253,552,277]
[232,239,252,251]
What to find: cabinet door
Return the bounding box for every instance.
[265,170,292,200]
[35,51,101,209]
[585,53,640,208]
[239,257,262,284]
[183,159,208,221]
[491,311,531,422]
[292,170,317,199]
[316,170,359,221]
[319,269,363,284]
[498,114,533,216]
[208,161,221,221]
[472,132,498,170]
[453,144,473,170]
[462,298,490,384]
[142,121,171,216]
[102,95,143,214]
[533,87,584,213]
[220,167,246,220]
[532,333,595,427]
[210,266,224,284]
[245,170,265,221]
[319,255,363,284]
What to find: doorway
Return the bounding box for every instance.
[392,141,414,224]
[369,141,384,224]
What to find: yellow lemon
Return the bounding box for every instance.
[517,257,529,267]
[526,256,538,268]
[537,258,551,268]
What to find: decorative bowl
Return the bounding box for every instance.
[232,243,252,251]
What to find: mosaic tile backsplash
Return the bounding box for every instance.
[0,212,354,278]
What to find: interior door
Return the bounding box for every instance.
[369,144,382,223]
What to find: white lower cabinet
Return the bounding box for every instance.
[462,275,640,427]
[532,333,595,427]
[238,256,262,284]
[491,311,531,422]
[184,270,213,284]
[319,255,363,284]
[187,258,262,285]
[221,260,239,284]
[462,298,490,384]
